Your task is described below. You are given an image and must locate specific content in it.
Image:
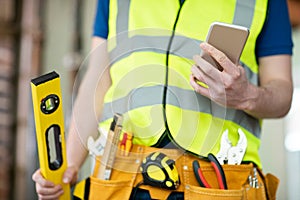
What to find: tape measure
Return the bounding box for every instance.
[31,71,70,200]
[140,152,180,190]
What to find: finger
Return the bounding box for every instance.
[36,184,63,197]
[193,54,219,79]
[33,169,64,199]
[63,166,78,185]
[190,74,209,97]
[191,61,223,91]
[190,64,213,87]
[32,169,55,188]
[200,42,236,72]
[191,64,205,82]
[37,187,64,200]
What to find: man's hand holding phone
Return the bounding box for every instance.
[190,22,255,110]
[190,42,255,110]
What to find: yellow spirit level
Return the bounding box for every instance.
[31,71,70,200]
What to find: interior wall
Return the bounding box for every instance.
[285,27,300,200]
[13,0,44,199]
[259,26,300,200]
[42,0,96,120]
[41,0,97,183]
[0,0,21,199]
[260,119,287,199]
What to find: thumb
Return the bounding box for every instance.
[63,166,78,185]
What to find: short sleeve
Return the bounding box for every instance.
[256,0,293,58]
[93,0,109,39]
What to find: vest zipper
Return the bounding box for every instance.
[158,1,207,160]
[154,1,185,147]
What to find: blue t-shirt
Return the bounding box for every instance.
[93,0,293,58]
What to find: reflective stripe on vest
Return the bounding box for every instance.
[100,0,268,167]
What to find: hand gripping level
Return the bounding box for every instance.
[31,71,70,200]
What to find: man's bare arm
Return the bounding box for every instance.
[244,55,293,118]
[67,36,111,171]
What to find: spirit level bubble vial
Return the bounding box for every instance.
[31,71,70,200]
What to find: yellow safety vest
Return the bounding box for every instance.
[99,0,268,167]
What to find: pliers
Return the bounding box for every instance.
[193,153,228,189]
[216,128,247,165]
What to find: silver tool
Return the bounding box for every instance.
[252,167,259,188]
[216,128,247,165]
[248,167,260,188]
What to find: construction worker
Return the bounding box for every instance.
[32,0,293,199]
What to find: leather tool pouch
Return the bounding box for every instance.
[182,161,278,200]
[73,154,141,200]
[73,145,279,200]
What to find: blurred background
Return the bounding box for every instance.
[0,0,299,199]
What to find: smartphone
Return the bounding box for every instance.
[201,22,249,70]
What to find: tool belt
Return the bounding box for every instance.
[73,145,279,200]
